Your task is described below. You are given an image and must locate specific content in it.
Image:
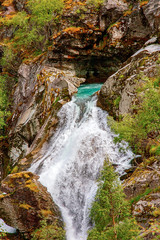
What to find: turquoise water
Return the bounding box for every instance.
[75,84,103,98]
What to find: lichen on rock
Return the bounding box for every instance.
[8,62,85,167]
[0,171,64,238]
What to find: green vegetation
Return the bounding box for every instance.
[0,74,10,136]
[1,0,64,68]
[130,188,152,205]
[87,0,104,7]
[108,76,160,155]
[88,159,140,240]
[114,96,121,108]
[31,219,65,240]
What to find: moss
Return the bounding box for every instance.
[130,188,152,205]
[152,208,160,217]
[139,56,149,67]
[41,209,52,217]
[24,173,30,179]
[143,157,157,167]
[107,21,121,32]
[119,74,124,79]
[51,96,60,107]
[26,182,39,192]
[113,96,121,108]
[5,164,12,175]
[26,180,32,184]
[11,166,19,174]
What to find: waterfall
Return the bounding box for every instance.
[29,84,134,240]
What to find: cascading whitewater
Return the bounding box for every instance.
[29,84,134,240]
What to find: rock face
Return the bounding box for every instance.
[123,158,160,239]
[0,0,160,239]
[8,60,85,167]
[123,158,160,199]
[143,0,160,33]
[47,0,160,82]
[133,192,160,227]
[0,171,63,238]
[132,190,160,239]
[98,44,160,118]
[1,0,160,82]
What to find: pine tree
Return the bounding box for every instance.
[88,159,141,240]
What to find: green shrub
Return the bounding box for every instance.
[130,188,152,205]
[108,76,160,155]
[1,0,64,67]
[88,159,141,240]
[0,75,10,134]
[113,96,121,108]
[87,0,104,7]
[31,219,65,240]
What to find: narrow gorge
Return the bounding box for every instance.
[29,84,134,240]
[0,0,160,239]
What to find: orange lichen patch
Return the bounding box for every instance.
[3,12,16,20]
[48,46,53,50]
[108,21,121,31]
[62,26,90,37]
[77,1,86,6]
[0,194,5,199]
[123,10,133,17]
[65,0,72,4]
[23,52,47,65]
[0,17,5,25]
[1,172,34,189]
[41,209,52,217]
[65,5,72,10]
[140,0,149,7]
[86,23,96,29]
[19,203,32,210]
[2,0,13,7]
[63,26,83,33]
[67,55,75,59]
[94,36,108,50]
[52,32,61,39]
[64,0,74,10]
[14,172,32,181]
[64,0,87,11]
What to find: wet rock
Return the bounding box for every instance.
[120,166,137,181]
[0,171,63,239]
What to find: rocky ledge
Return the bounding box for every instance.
[5,60,85,175]
[0,171,64,239]
[98,43,160,118]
